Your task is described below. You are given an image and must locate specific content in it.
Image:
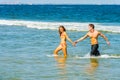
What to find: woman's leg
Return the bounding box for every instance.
[54,45,62,55]
[62,46,67,57]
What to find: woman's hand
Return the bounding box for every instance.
[106,41,110,46]
[73,41,78,47]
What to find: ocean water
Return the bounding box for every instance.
[0,5,120,80]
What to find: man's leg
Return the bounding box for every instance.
[95,44,100,56]
[90,44,100,56]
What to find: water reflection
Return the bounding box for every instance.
[54,56,67,69]
[54,56,67,80]
[87,58,99,74]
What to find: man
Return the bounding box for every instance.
[74,24,110,56]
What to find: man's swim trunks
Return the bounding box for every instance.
[90,44,100,56]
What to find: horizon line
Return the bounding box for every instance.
[0,3,120,5]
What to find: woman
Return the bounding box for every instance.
[54,25,73,57]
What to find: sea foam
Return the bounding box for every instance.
[0,19,120,33]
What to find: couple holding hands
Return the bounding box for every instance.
[54,24,110,57]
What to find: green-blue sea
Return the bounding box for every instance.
[0,5,120,80]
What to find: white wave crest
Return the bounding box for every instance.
[75,54,120,59]
[0,19,120,33]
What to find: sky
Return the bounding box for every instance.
[0,0,120,5]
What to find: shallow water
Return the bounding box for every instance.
[0,25,120,80]
[1,5,120,80]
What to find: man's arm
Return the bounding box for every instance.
[73,34,88,46]
[99,32,110,45]
[75,33,89,43]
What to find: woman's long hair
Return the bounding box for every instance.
[59,25,66,36]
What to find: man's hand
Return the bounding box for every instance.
[73,41,78,47]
